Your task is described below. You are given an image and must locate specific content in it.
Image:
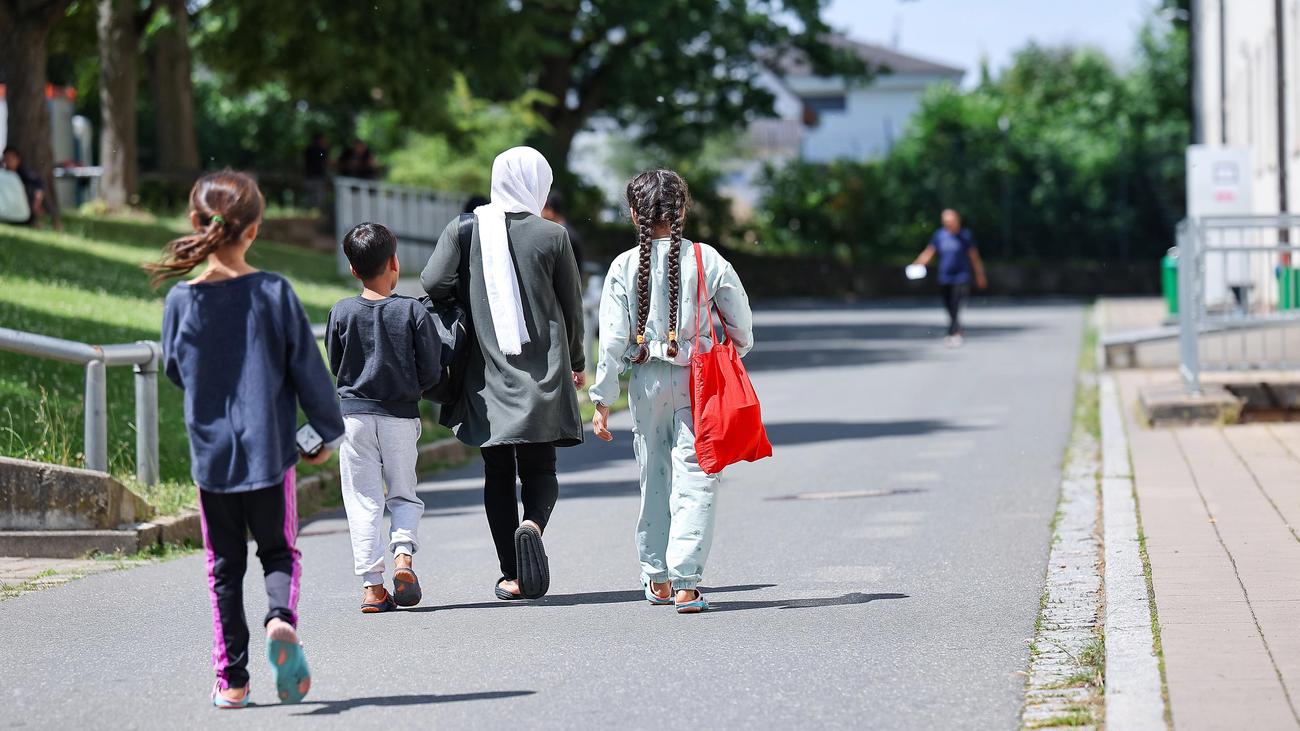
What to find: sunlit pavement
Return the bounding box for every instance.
[0,300,1083,729]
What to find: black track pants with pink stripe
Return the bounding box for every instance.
[198,468,301,690]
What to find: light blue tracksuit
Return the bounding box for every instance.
[590,237,753,590]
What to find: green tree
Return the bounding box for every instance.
[504,0,867,176]
[384,76,553,195]
[758,11,1190,265]
[0,0,74,226]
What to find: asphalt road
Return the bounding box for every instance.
[0,300,1083,730]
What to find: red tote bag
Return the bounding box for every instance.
[689,242,773,475]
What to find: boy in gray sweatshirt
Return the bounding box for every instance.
[327,222,441,612]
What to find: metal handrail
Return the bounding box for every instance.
[1177,213,1300,394]
[0,327,160,485]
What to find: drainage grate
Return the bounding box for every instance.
[766,488,924,501]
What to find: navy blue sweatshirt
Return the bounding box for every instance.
[162,271,345,493]
[325,295,441,418]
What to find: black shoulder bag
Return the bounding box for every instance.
[421,213,474,405]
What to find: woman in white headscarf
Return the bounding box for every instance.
[422,146,585,601]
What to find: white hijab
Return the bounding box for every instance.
[475,146,553,355]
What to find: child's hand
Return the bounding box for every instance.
[301,447,334,465]
[592,404,613,441]
[572,371,587,389]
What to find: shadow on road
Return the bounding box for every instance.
[281,690,537,716]
[418,479,640,513]
[708,592,909,612]
[753,321,1031,343]
[765,419,978,447]
[419,583,777,612]
[742,343,916,372]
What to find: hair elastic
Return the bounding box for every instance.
[636,335,646,345]
[668,330,677,341]
[210,214,225,225]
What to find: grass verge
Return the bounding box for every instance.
[0,214,453,515]
[1021,304,1104,728]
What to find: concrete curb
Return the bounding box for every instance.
[1100,373,1167,729]
[0,437,471,559]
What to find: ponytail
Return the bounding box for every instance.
[145,170,265,287]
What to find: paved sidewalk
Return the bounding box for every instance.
[0,556,140,598]
[1115,369,1300,730]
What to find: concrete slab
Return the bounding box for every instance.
[1139,381,1242,426]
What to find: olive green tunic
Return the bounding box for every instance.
[421,212,585,448]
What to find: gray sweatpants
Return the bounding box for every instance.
[339,414,424,587]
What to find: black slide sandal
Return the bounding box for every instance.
[514,524,550,599]
[393,567,422,607]
[495,577,523,601]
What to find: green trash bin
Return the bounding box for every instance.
[1279,266,1300,311]
[1162,248,1178,316]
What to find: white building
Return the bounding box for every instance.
[1192,0,1299,214]
[570,36,962,215]
[758,35,965,164]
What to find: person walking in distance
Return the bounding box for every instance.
[911,208,987,347]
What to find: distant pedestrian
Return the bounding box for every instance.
[911,208,987,347]
[589,169,755,614]
[302,132,331,212]
[542,190,585,276]
[150,170,343,709]
[327,222,442,613]
[338,140,378,180]
[2,146,56,228]
[422,147,585,602]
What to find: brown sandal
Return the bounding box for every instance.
[361,587,396,614]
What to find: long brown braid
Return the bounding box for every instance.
[625,169,690,364]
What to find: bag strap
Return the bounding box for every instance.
[693,242,724,346]
[456,212,474,253]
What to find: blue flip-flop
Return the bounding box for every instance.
[675,590,709,614]
[643,578,673,605]
[267,637,311,704]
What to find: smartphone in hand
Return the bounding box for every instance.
[296,423,324,457]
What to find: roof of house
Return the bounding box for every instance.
[772,34,964,78]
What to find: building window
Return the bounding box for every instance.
[801,95,847,114]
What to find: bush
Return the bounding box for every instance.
[755,18,1189,265]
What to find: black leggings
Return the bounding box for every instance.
[940,283,969,336]
[481,444,558,579]
[198,471,300,690]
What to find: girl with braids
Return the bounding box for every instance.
[589,169,754,614]
[152,170,343,708]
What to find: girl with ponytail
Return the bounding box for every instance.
[589,169,755,614]
[152,170,344,708]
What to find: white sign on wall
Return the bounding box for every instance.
[1187,145,1253,217]
[1187,145,1256,307]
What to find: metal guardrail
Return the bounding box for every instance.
[1178,214,1300,394]
[3,270,599,488]
[333,177,466,278]
[0,327,160,485]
